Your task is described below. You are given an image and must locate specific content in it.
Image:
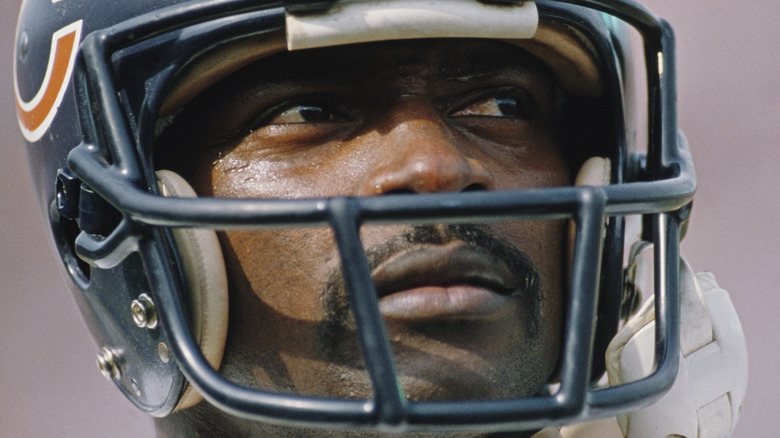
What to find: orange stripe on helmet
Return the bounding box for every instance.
[15,20,82,142]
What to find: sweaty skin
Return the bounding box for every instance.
[156,39,570,437]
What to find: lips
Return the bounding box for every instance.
[372,241,527,322]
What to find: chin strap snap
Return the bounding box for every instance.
[604,244,748,438]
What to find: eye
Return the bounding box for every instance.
[266,99,349,125]
[449,89,535,120]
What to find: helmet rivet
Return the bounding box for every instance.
[158,342,170,363]
[130,293,158,329]
[95,347,122,380]
[130,378,142,397]
[18,31,29,60]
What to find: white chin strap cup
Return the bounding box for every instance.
[156,170,229,411]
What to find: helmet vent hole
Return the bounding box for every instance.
[50,201,92,285]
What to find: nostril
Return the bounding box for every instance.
[384,188,416,195]
[381,183,486,196]
[462,183,487,192]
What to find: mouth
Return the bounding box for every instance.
[372,241,530,322]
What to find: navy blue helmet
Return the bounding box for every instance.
[14,0,694,433]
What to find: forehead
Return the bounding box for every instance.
[223,38,553,89]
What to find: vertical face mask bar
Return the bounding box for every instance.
[583,0,684,417]
[76,32,143,187]
[327,197,407,429]
[652,213,681,383]
[556,189,607,416]
[586,212,681,418]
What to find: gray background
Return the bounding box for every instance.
[1,1,776,436]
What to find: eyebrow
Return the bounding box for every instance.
[168,40,555,135]
[433,47,548,81]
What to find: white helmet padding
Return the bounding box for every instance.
[156,170,229,411]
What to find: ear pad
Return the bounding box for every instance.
[569,156,611,243]
[156,170,229,411]
[575,156,611,187]
[570,155,611,256]
[568,155,611,267]
[568,156,612,381]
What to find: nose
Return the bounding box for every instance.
[359,106,495,196]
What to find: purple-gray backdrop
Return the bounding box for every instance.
[1,1,776,436]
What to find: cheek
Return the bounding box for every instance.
[204,141,377,199]
[221,227,340,322]
[491,219,566,368]
[539,221,565,371]
[217,227,347,394]
[485,136,571,191]
[208,157,307,198]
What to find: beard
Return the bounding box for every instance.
[316,224,550,402]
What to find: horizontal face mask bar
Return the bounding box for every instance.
[70,149,692,232]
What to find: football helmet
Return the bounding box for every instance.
[14,0,702,433]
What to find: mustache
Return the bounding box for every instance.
[320,224,542,330]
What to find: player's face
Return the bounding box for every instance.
[164,38,569,430]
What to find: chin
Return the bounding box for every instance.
[400,360,546,402]
[316,350,547,403]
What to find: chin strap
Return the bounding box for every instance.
[601,243,748,438]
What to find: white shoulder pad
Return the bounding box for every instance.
[606,255,748,438]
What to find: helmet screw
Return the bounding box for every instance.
[158,342,170,363]
[96,347,122,380]
[18,32,29,60]
[130,293,158,329]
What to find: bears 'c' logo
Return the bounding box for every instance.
[15,20,83,142]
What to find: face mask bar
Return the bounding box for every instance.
[62,0,694,432]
